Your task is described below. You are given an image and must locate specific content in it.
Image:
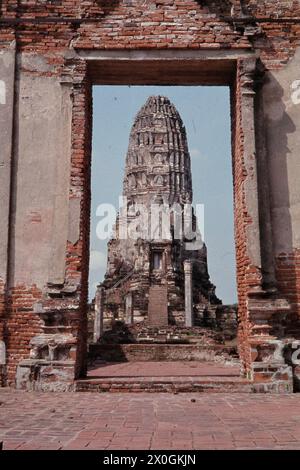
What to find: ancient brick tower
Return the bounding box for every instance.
[96,96,220,328]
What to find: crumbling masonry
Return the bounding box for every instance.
[1,1,300,392]
[97,95,221,329]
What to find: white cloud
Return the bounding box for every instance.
[91,281,99,292]
[89,250,107,271]
[190,148,202,158]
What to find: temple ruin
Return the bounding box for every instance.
[95,95,222,333]
[1,1,300,393]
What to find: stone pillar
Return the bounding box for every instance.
[125,292,133,325]
[184,260,193,327]
[238,57,282,294]
[94,286,104,343]
[0,44,16,288]
[239,59,289,334]
[0,43,16,387]
[237,59,293,389]
[239,58,264,282]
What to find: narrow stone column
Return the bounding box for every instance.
[239,57,263,278]
[125,292,133,325]
[94,286,104,343]
[0,45,16,387]
[184,260,193,327]
[0,341,5,366]
[237,59,292,389]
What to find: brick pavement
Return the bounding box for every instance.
[1,389,300,450]
[87,361,240,378]
[78,361,251,393]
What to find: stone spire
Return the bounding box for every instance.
[99,95,220,328]
[123,96,193,206]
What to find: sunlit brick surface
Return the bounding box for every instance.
[1,390,300,450]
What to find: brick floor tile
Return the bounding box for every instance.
[1,390,300,450]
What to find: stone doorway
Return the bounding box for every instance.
[1,2,300,395]
[14,50,297,393]
[87,82,240,389]
[63,49,292,394]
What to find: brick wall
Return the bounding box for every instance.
[0,279,5,333]
[0,1,299,61]
[5,285,43,385]
[88,343,236,363]
[276,249,300,330]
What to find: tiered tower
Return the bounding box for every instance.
[123,95,193,206]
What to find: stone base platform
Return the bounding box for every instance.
[98,323,234,346]
[76,361,252,393]
[88,343,238,364]
[75,376,253,393]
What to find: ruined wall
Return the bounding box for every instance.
[0,0,300,387]
[262,49,300,329]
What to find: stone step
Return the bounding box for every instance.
[98,322,235,348]
[75,376,253,393]
[88,343,238,363]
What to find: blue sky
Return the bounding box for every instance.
[90,85,237,304]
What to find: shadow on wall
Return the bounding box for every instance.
[88,347,129,373]
[93,0,249,18]
[196,0,248,17]
[95,0,121,13]
[264,73,299,331]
